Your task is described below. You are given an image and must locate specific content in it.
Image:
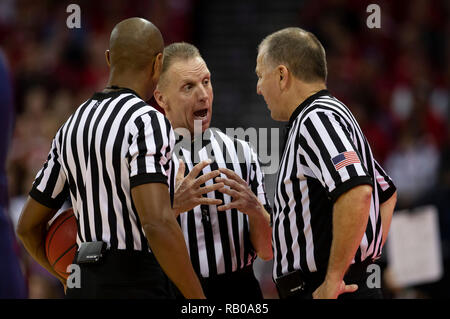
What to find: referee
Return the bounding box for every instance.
[154,42,273,299]
[17,18,205,299]
[255,28,397,299]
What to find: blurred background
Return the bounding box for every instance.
[0,0,448,298]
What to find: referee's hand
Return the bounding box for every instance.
[215,167,263,217]
[312,279,358,299]
[173,159,224,216]
[58,276,67,294]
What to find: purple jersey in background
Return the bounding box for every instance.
[0,50,27,298]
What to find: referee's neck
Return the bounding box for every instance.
[106,73,153,101]
[287,82,327,119]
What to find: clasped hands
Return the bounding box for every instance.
[172,159,263,217]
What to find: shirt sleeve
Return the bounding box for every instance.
[128,110,175,189]
[374,159,397,203]
[298,109,373,202]
[247,143,273,222]
[29,128,69,209]
[248,143,269,204]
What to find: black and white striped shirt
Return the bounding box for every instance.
[170,128,269,278]
[273,90,396,279]
[30,88,175,252]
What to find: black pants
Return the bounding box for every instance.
[337,261,384,299]
[173,265,263,300]
[65,249,176,299]
[282,260,383,300]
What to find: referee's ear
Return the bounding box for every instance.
[154,88,168,112]
[278,65,289,91]
[105,50,111,68]
[151,53,163,80]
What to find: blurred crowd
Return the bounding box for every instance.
[0,0,449,298]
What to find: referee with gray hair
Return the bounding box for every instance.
[255,27,397,299]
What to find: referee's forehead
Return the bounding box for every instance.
[170,57,209,80]
[256,51,272,75]
[256,51,265,70]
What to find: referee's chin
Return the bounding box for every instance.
[269,109,288,122]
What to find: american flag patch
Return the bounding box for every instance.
[331,151,360,170]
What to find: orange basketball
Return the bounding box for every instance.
[45,208,78,279]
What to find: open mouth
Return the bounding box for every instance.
[193,108,208,119]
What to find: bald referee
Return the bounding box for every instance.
[17,18,205,299]
[255,28,397,299]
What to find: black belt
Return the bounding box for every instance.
[200,265,255,283]
[274,259,375,299]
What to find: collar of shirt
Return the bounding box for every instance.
[92,87,142,100]
[287,89,330,127]
[174,128,213,152]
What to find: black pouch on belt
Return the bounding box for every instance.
[274,271,306,299]
[76,241,106,264]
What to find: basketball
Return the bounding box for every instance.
[45,208,78,279]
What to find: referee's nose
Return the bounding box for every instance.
[197,84,209,103]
